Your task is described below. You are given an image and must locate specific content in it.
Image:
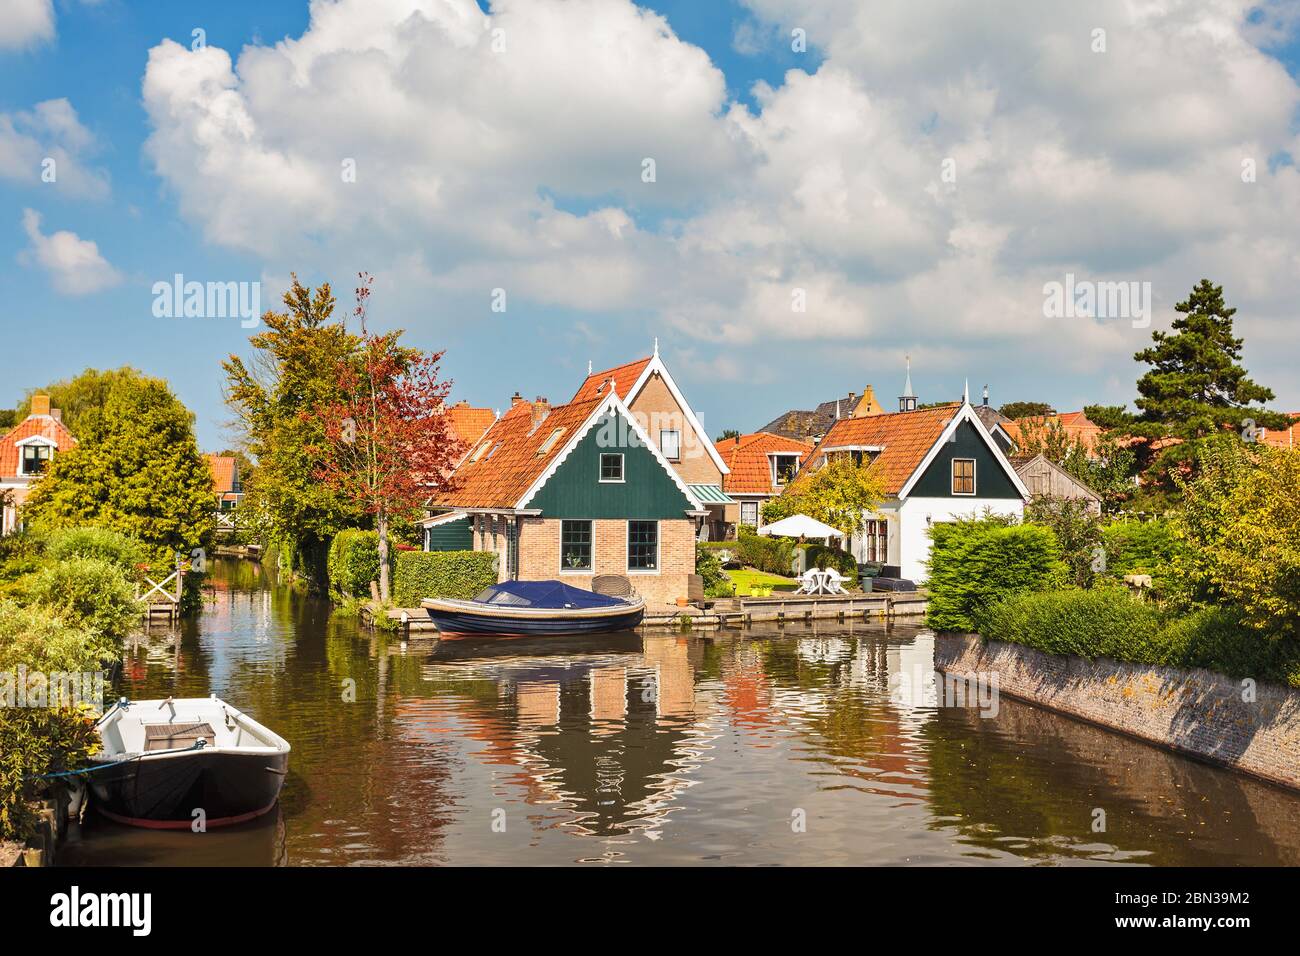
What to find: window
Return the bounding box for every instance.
[471,441,491,462]
[600,453,624,482]
[21,443,51,475]
[538,428,565,455]
[771,454,800,485]
[863,519,888,563]
[486,442,502,460]
[627,520,658,571]
[952,458,976,495]
[740,501,758,526]
[660,429,681,461]
[560,520,593,572]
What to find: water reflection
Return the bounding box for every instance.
[57,559,1300,867]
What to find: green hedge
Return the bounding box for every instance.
[734,529,796,576]
[1098,519,1190,596]
[800,543,857,576]
[393,551,498,606]
[925,519,1065,632]
[328,530,382,599]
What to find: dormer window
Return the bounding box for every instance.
[770,453,800,486]
[19,440,54,476]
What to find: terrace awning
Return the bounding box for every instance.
[687,483,734,504]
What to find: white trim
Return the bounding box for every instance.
[598,452,625,483]
[418,510,470,528]
[623,355,731,475]
[625,518,661,574]
[515,392,706,513]
[558,518,594,574]
[951,457,977,496]
[897,402,1031,500]
[16,436,55,477]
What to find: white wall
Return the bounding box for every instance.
[897,497,1024,582]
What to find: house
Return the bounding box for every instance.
[758,385,888,445]
[0,394,77,535]
[425,387,708,609]
[205,454,244,516]
[1259,413,1300,449]
[1003,410,1103,457]
[1011,454,1102,514]
[717,432,814,532]
[569,344,734,539]
[796,386,1028,581]
[446,400,496,450]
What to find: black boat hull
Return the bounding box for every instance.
[425,607,645,639]
[91,750,289,829]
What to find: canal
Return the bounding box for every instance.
[59,559,1300,866]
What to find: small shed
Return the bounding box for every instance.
[1011,454,1102,514]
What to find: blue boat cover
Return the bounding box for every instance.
[473,580,628,609]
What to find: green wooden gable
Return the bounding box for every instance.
[425,515,473,551]
[907,419,1022,500]
[526,408,694,519]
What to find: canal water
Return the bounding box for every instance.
[59,559,1300,866]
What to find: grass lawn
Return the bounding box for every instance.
[722,568,800,595]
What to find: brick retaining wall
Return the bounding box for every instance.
[934,633,1300,792]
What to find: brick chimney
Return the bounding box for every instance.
[510,391,525,406]
[30,394,50,417]
[531,397,550,428]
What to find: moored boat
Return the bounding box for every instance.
[90,696,290,829]
[422,580,645,640]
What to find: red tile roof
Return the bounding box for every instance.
[0,413,77,479]
[1261,413,1300,450]
[432,397,605,510]
[205,454,237,495]
[800,403,961,496]
[1002,411,1102,454]
[571,357,652,403]
[446,402,496,447]
[719,432,814,495]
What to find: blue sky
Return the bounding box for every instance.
[3,0,1299,451]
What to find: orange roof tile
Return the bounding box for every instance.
[446,402,496,447]
[205,454,237,494]
[1002,411,1102,453]
[571,357,652,403]
[800,404,961,496]
[720,432,814,495]
[432,397,605,510]
[1261,413,1300,450]
[0,413,77,479]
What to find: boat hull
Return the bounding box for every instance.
[423,604,644,640]
[90,749,289,829]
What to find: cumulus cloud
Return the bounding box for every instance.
[138,0,1300,405]
[0,0,54,50]
[20,208,122,295]
[0,98,111,199]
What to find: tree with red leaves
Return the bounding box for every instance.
[311,274,464,602]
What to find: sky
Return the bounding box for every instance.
[2,0,1299,452]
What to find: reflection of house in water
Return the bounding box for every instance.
[589,666,627,735]
[516,682,561,727]
[641,635,697,721]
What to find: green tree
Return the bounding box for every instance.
[1025,497,1102,588]
[1133,279,1287,490]
[1000,401,1054,420]
[223,277,362,586]
[716,429,740,442]
[13,367,146,436]
[22,375,214,564]
[762,455,884,538]
[1082,404,1131,431]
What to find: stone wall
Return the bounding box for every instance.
[934,632,1300,792]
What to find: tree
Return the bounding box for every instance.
[1024,496,1102,588]
[1013,417,1075,463]
[1000,401,1054,420]
[22,375,214,564]
[716,429,740,442]
[1083,404,1131,431]
[311,275,464,603]
[13,367,147,436]
[223,277,362,585]
[1133,279,1287,491]
[761,455,884,539]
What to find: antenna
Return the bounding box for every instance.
[653,337,659,357]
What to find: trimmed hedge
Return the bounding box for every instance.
[393,550,498,606]
[799,543,857,576]
[734,529,797,576]
[42,526,149,572]
[328,530,382,599]
[925,518,1065,632]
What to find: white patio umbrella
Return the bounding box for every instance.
[758,514,844,540]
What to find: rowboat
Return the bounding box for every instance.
[422,580,645,640]
[90,696,290,829]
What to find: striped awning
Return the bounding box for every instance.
[688,483,734,504]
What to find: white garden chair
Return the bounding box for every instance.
[820,569,850,595]
[794,569,827,594]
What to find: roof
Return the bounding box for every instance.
[1003,411,1102,453]
[719,432,814,495]
[433,397,605,510]
[800,403,963,496]
[571,357,653,403]
[205,454,238,494]
[1261,413,1300,449]
[757,392,864,442]
[446,402,496,447]
[0,413,77,480]
[687,483,734,503]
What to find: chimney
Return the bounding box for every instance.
[51,408,62,422]
[453,399,468,408]
[510,391,525,406]
[982,384,989,408]
[530,397,550,428]
[30,394,50,417]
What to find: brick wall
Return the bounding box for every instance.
[935,633,1300,792]
[629,373,722,486]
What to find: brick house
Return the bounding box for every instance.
[0,394,77,535]
[716,432,814,533]
[426,388,708,609]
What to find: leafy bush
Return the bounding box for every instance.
[42,526,149,572]
[0,707,99,840]
[696,545,730,597]
[925,518,1065,632]
[799,543,857,576]
[328,530,382,599]
[734,529,796,576]
[1099,518,1190,597]
[976,587,1163,662]
[392,550,498,606]
[0,531,45,587]
[0,599,118,672]
[1025,497,1102,588]
[23,557,140,645]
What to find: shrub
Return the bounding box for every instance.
[734,529,796,577]
[392,551,498,606]
[976,587,1163,663]
[23,557,140,645]
[1024,497,1102,588]
[328,530,381,599]
[696,545,730,597]
[925,518,1065,632]
[42,526,149,573]
[0,598,118,673]
[799,543,857,576]
[0,707,99,841]
[1099,518,1190,597]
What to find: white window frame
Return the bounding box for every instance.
[559,519,594,574]
[16,436,56,477]
[659,429,682,462]
[769,453,800,487]
[599,452,625,483]
[626,519,660,574]
[952,458,977,496]
[740,500,758,526]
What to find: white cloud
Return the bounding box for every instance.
[0,98,110,199]
[0,0,54,50]
[20,208,122,295]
